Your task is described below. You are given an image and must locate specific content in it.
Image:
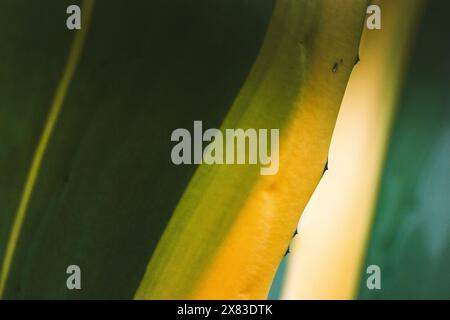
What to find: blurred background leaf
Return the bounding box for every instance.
[358,0,450,299]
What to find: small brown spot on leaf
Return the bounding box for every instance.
[332,59,344,73]
[332,63,339,73]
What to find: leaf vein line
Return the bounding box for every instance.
[0,0,95,297]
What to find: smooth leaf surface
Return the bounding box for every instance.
[0,0,274,299]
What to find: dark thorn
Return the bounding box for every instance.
[332,62,339,73]
[293,228,298,237]
[355,54,360,65]
[284,246,291,257]
[321,158,329,177]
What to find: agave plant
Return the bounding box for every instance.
[3,0,449,301]
[0,0,371,299]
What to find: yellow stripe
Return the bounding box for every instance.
[0,0,95,298]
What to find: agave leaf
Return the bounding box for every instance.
[136,0,368,299]
[0,0,273,299]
